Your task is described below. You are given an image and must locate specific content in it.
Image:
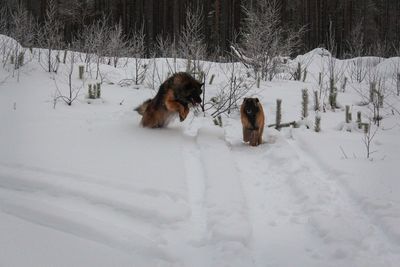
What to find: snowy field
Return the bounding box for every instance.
[1,35,400,266]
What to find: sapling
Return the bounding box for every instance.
[362,122,378,159]
[96,83,101,98]
[341,76,347,92]
[295,62,301,80]
[301,89,309,119]
[92,84,97,98]
[88,84,93,99]
[17,52,24,69]
[329,78,337,109]
[369,81,376,102]
[378,92,383,108]
[314,115,321,132]
[53,51,82,106]
[213,115,223,127]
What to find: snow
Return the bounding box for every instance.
[1,35,400,266]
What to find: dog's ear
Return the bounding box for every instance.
[243,97,248,102]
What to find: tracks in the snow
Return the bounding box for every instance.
[0,162,182,264]
[226,125,400,267]
[181,123,253,267]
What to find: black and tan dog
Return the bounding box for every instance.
[135,72,203,128]
[240,97,265,146]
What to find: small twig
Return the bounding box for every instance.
[339,146,348,159]
[268,121,297,128]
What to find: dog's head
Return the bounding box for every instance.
[178,80,203,106]
[242,97,260,116]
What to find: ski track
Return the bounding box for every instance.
[288,134,400,261]
[196,126,254,267]
[225,122,400,267]
[180,121,254,267]
[0,162,184,266]
[2,117,400,266]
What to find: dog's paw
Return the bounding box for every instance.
[179,106,189,121]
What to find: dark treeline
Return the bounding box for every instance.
[2,0,400,58]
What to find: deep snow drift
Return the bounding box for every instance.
[1,36,400,266]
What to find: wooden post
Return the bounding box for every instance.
[345,105,350,123]
[63,50,67,64]
[318,72,322,86]
[302,68,307,82]
[209,74,215,85]
[96,83,101,98]
[369,82,376,102]
[79,65,84,80]
[301,89,309,119]
[314,115,321,132]
[357,111,362,129]
[88,84,93,99]
[342,76,347,92]
[276,99,282,130]
[314,91,319,111]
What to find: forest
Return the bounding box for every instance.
[1,0,399,58]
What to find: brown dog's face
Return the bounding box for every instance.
[179,81,203,106]
[242,97,260,116]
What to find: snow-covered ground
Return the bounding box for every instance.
[1,36,400,266]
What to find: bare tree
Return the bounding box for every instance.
[0,5,8,35]
[207,61,254,118]
[107,21,128,68]
[53,50,83,107]
[155,34,174,58]
[79,16,110,80]
[37,0,63,73]
[234,0,304,81]
[362,121,378,159]
[347,20,367,83]
[326,20,346,109]
[9,2,36,78]
[179,6,207,77]
[127,24,147,85]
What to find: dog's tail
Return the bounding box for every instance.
[135,99,152,115]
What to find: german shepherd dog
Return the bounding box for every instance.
[240,98,265,146]
[135,72,203,128]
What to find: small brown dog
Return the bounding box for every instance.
[240,97,265,146]
[135,72,203,128]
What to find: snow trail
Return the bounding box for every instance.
[287,134,400,265]
[179,120,253,266]
[0,164,180,265]
[225,122,400,267]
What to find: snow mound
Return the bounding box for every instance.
[0,34,23,52]
[376,57,400,78]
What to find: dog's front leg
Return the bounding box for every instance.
[165,98,189,121]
